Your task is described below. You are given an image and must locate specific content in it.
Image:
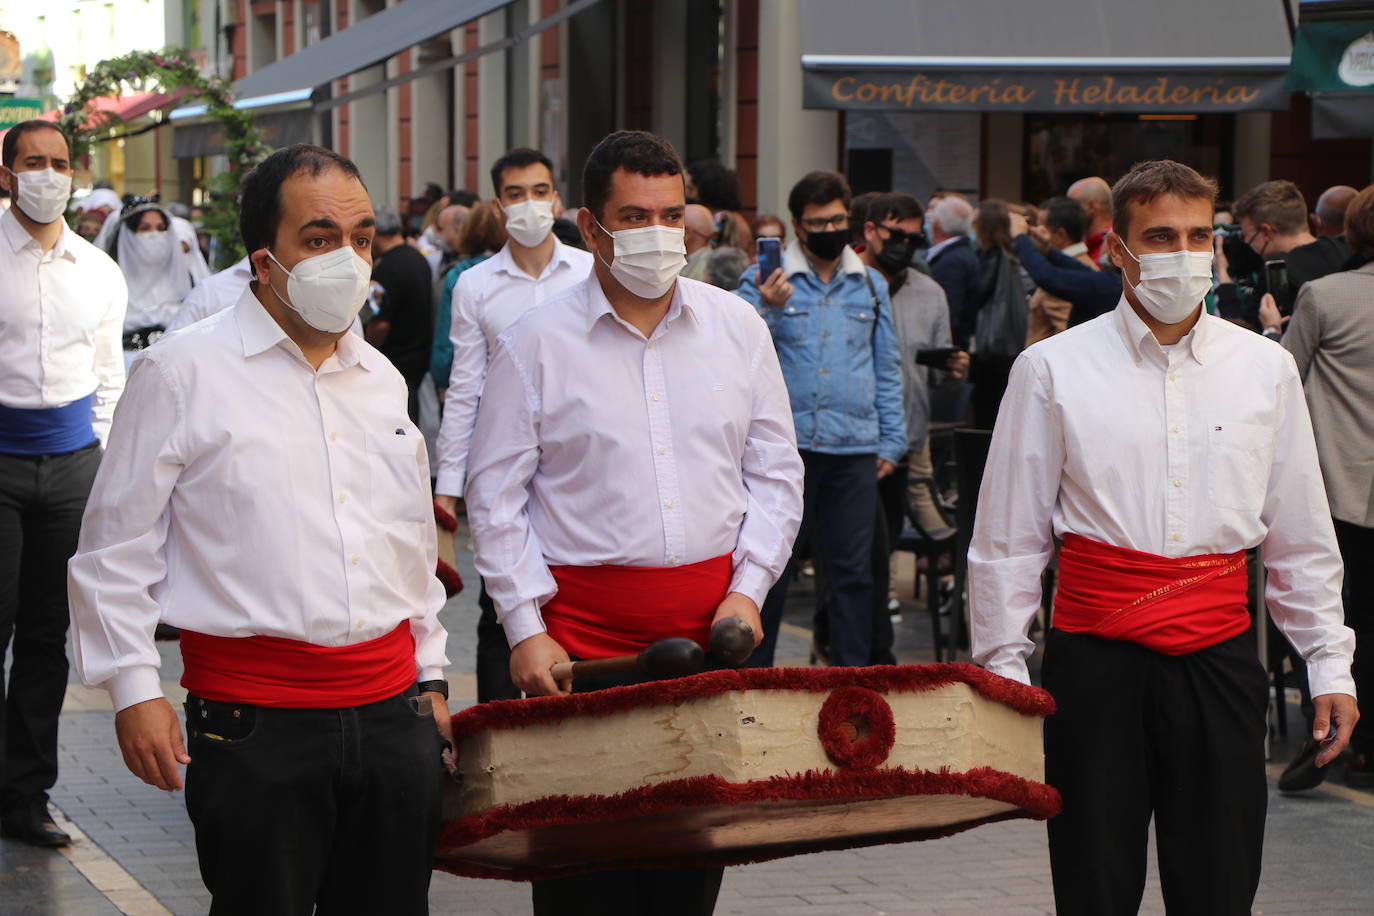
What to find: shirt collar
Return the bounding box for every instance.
[1061,241,1089,259]
[235,284,375,371]
[583,274,695,337]
[493,237,577,279]
[926,236,962,260]
[782,238,866,278]
[1,207,76,261]
[1113,295,1209,365]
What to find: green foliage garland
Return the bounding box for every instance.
[58,48,268,269]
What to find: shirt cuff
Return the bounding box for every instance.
[433,467,464,499]
[729,560,773,610]
[984,658,1032,686]
[417,665,446,684]
[108,666,165,713]
[501,600,547,649]
[1307,657,1357,699]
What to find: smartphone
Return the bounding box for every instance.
[915,347,960,368]
[757,237,782,285]
[1264,259,1292,315]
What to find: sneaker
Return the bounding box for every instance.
[1277,738,1326,793]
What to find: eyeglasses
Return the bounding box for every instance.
[800,215,849,231]
[877,224,920,244]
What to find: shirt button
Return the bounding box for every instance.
[1171,424,1181,433]
[669,555,680,564]
[351,555,360,565]
[647,341,656,350]
[819,368,829,375]
[356,620,365,629]
[1171,533,1182,542]
[652,393,661,402]
[330,432,337,441]
[338,494,347,504]
[1168,372,1177,382]
[657,446,667,455]
[1173,479,1183,488]
[665,499,674,509]
[820,331,831,338]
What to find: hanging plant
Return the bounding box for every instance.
[59,48,269,270]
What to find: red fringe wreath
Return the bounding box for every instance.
[451,663,1054,740]
[816,686,896,769]
[435,764,1062,881]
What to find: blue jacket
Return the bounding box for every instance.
[428,254,490,389]
[1010,235,1118,328]
[736,241,906,464]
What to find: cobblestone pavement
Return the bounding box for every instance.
[5,539,1371,915]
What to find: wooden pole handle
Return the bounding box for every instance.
[549,654,640,683]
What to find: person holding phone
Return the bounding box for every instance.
[735,170,906,670]
[969,160,1357,915]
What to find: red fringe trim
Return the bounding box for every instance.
[434,503,458,533]
[451,663,1054,739]
[435,765,1062,881]
[817,686,896,769]
[435,559,464,598]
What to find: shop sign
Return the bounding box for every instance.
[1337,32,1374,87]
[803,69,1289,113]
[0,97,45,130]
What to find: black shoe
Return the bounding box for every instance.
[0,798,71,848]
[1346,753,1374,790]
[1278,738,1328,793]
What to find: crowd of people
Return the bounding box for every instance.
[0,112,1368,916]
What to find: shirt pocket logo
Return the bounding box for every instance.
[1207,421,1273,514]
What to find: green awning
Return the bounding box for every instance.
[1286,20,1374,92]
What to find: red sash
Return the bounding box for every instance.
[1053,534,1249,655]
[543,554,732,658]
[180,622,416,708]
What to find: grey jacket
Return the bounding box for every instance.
[1284,262,1374,526]
[888,268,953,451]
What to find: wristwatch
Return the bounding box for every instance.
[417,679,449,700]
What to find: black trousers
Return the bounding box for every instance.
[1335,518,1374,755]
[184,690,443,916]
[752,450,877,667]
[811,486,897,665]
[531,668,724,916]
[0,442,100,813]
[476,581,520,703]
[1042,629,1269,916]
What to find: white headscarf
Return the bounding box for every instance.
[75,188,122,213]
[108,205,198,330]
[171,215,211,284]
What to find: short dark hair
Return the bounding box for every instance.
[1345,184,1374,261]
[848,191,882,242]
[489,148,555,197]
[2,121,70,170]
[1111,160,1218,240]
[238,144,365,254]
[687,158,742,212]
[787,170,851,221]
[868,192,923,225]
[1233,180,1308,235]
[448,189,479,208]
[581,130,684,222]
[1042,196,1087,244]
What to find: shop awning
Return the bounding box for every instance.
[800,0,1292,113]
[232,0,511,103]
[1286,19,1374,92]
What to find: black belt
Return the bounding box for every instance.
[122,325,166,351]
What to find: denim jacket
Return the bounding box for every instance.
[736,241,906,463]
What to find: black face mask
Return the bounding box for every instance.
[875,230,917,275]
[803,227,849,261]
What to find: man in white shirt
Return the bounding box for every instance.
[969,159,1358,915]
[465,130,803,916]
[0,121,126,848]
[432,147,591,702]
[68,144,450,914]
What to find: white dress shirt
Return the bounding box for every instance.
[0,208,127,445]
[433,240,592,497]
[466,275,804,647]
[969,298,1355,697]
[166,256,254,332]
[69,287,449,712]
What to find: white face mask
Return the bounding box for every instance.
[125,230,169,265]
[594,218,687,300]
[503,199,555,248]
[266,246,371,334]
[1121,243,1213,325]
[11,167,72,225]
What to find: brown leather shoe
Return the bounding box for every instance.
[0,798,71,848]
